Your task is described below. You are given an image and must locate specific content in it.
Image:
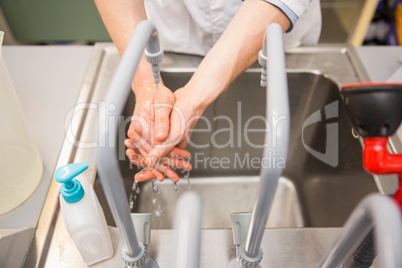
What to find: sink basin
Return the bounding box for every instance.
[38,44,400,268]
[94,70,378,229]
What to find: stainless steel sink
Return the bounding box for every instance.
[34,44,401,267]
[94,70,377,230]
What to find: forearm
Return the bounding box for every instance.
[95,0,147,53]
[95,0,155,94]
[186,0,291,113]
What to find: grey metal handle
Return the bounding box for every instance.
[243,22,290,262]
[231,212,252,246]
[318,193,402,268]
[96,20,162,263]
[173,192,203,268]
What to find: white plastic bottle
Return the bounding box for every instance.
[0,31,43,216]
[54,162,114,265]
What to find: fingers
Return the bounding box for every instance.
[127,127,150,153]
[159,156,192,171]
[126,149,183,183]
[144,145,172,167]
[126,149,165,181]
[134,161,180,183]
[129,113,151,144]
[134,165,179,183]
[126,147,191,171]
[135,169,165,182]
[132,119,143,136]
[154,163,179,183]
[145,104,189,165]
[168,147,191,160]
[125,138,152,155]
[134,170,154,181]
[126,84,190,182]
[125,138,191,163]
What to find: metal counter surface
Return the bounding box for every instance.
[1,45,92,267]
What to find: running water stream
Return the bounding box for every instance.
[129,179,140,211]
[156,83,159,100]
[128,170,191,214]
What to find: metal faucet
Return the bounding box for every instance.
[229,23,290,267]
[96,20,162,268]
[318,193,402,268]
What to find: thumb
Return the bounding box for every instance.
[154,102,173,142]
[145,119,185,166]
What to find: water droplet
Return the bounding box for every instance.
[152,179,159,193]
[174,182,179,192]
[155,210,161,217]
[184,171,191,190]
[129,180,140,211]
[154,204,164,218]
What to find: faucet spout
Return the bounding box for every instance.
[318,193,402,268]
[236,23,289,267]
[96,20,162,267]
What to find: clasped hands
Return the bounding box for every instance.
[125,82,202,183]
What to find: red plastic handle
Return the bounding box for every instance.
[362,137,402,209]
[363,137,402,174]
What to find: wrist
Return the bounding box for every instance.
[184,67,230,114]
[132,79,154,99]
[180,77,225,116]
[131,58,159,96]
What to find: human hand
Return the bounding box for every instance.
[129,83,175,144]
[127,83,192,182]
[144,86,206,165]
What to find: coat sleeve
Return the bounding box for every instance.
[263,0,312,32]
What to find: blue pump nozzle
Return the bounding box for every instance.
[54,163,88,203]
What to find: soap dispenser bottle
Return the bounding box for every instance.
[54,162,114,265]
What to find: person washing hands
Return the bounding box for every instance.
[95,0,321,182]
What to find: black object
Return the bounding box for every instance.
[363,0,395,45]
[353,230,376,268]
[343,230,376,268]
[341,83,402,137]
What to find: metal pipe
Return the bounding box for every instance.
[173,192,203,268]
[96,20,161,260]
[243,23,290,259]
[318,193,402,268]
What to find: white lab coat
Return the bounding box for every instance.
[144,0,322,56]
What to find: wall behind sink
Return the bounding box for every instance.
[0,0,367,45]
[320,0,367,43]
